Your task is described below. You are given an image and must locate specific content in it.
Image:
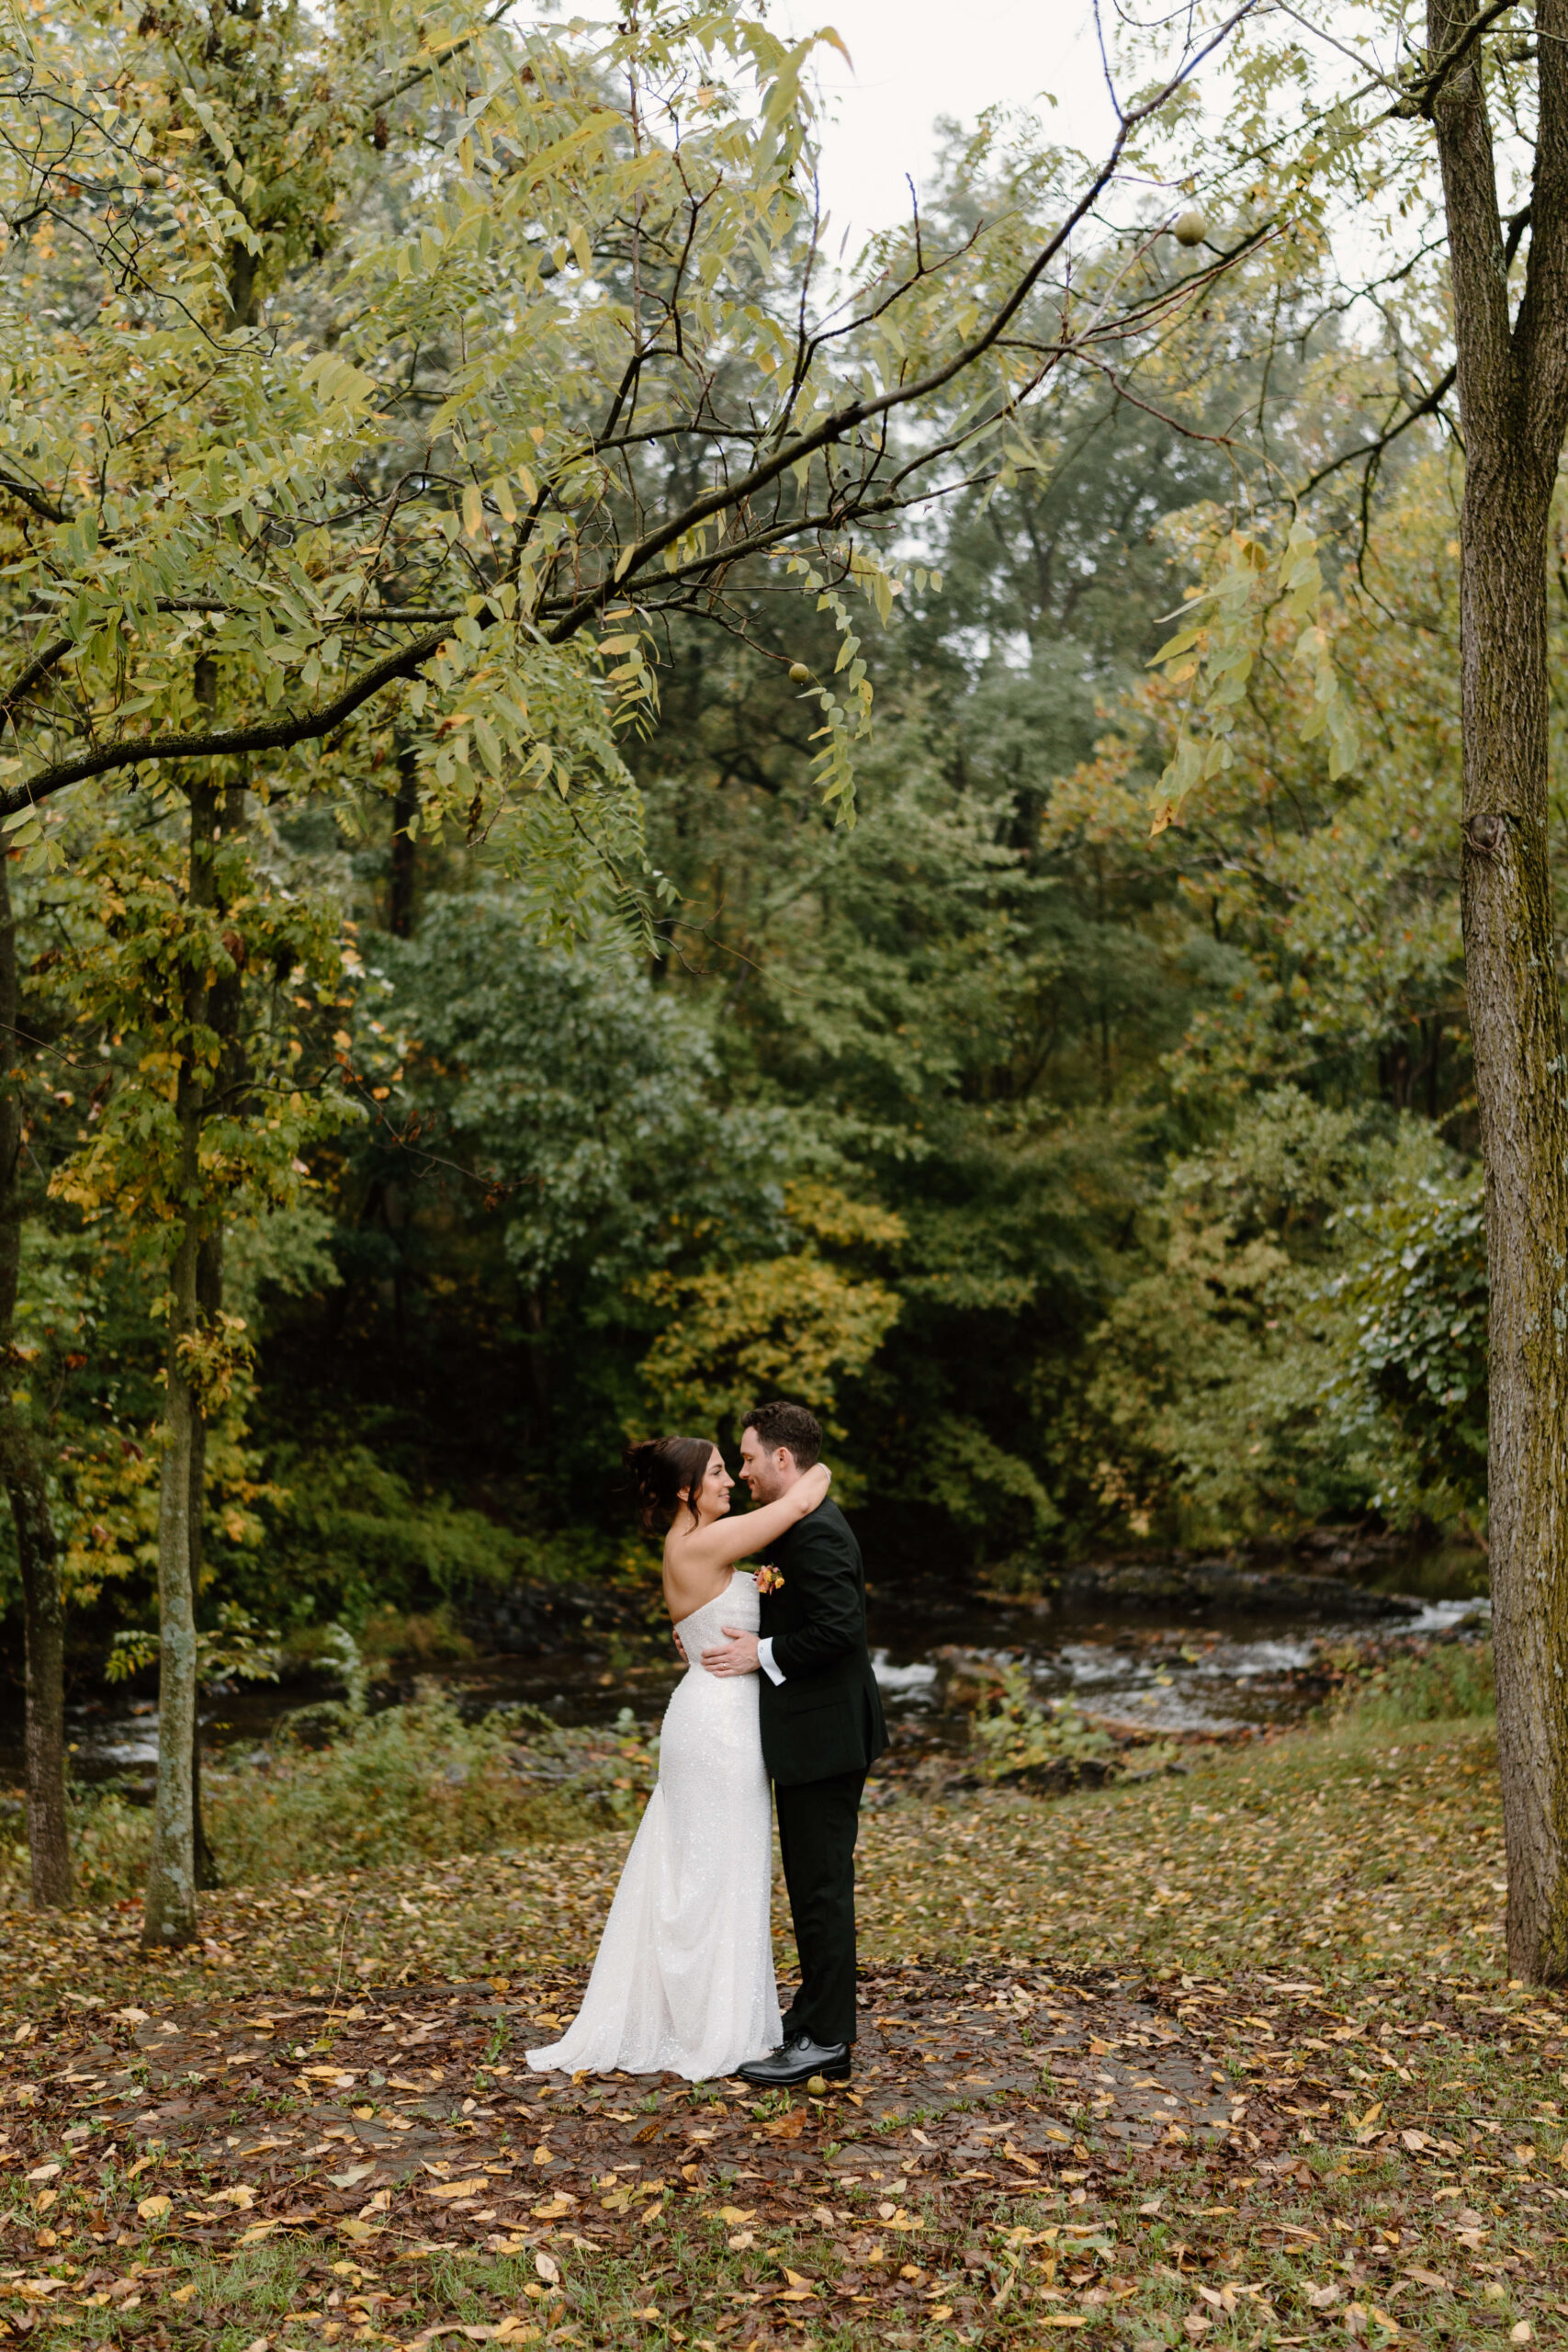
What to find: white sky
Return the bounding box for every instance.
[777,0,1119,248]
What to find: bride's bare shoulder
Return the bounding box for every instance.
[661,1544,734,1621]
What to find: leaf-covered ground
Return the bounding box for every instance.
[2,1712,1565,2347]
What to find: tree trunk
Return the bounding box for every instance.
[141,771,220,1951]
[187,770,245,1894]
[1429,0,1568,1979]
[1461,470,1568,1981]
[13,1454,68,1907]
[142,1214,200,1947]
[0,852,69,1906]
[188,1254,217,1894]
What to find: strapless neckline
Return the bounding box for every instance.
[674,1569,756,1648]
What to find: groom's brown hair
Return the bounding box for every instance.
[741,1399,822,1467]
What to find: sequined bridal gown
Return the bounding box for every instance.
[525,1571,782,2080]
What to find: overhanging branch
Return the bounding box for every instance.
[0,0,1268,819]
[0,621,452,817]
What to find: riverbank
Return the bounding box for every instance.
[4,1700,1566,2346]
[10,1547,1489,1810]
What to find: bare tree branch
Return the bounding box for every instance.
[1295,364,1459,497]
[0,624,453,815]
[1393,0,1523,117]
[0,639,73,727]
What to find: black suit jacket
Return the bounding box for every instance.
[755,1498,887,1788]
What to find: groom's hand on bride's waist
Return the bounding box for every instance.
[702,1627,760,1677]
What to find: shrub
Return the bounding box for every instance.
[969,1660,1122,1787]
[0,1688,667,1906]
[257,1446,532,1626]
[0,1781,154,1910]
[204,1690,586,1883]
[194,1690,661,1888]
[1330,1637,1495,1725]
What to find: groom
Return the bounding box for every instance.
[702,1399,886,2086]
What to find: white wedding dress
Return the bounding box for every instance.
[525,1571,782,2081]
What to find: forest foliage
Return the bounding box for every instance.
[0,0,1516,1699]
[2,419,1496,1668]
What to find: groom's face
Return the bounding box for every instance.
[739,1427,796,1504]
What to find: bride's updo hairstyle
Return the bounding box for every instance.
[625,1435,716,1534]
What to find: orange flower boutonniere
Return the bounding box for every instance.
[755,1565,785,1596]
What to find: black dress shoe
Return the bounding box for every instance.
[737,2033,852,2087]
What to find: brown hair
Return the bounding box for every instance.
[624,1435,717,1534]
[739,1399,822,1468]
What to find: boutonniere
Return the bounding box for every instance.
[755,1565,785,1596]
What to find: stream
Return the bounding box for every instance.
[8,1551,1490,1792]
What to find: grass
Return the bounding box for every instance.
[2,1688,1565,2347]
[1320,1635,1496,1727]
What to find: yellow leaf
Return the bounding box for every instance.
[137,2194,172,2221]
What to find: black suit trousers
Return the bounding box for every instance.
[774,1769,866,2048]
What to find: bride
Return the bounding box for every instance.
[525,1432,830,2081]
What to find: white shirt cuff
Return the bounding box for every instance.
[757,1635,784,1685]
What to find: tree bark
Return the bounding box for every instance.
[0,851,69,1907]
[12,1450,68,1907]
[187,770,245,1894]
[141,769,220,1950]
[189,1237,218,1893]
[1429,0,1568,1979]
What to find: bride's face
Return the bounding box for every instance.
[689,1445,733,1523]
